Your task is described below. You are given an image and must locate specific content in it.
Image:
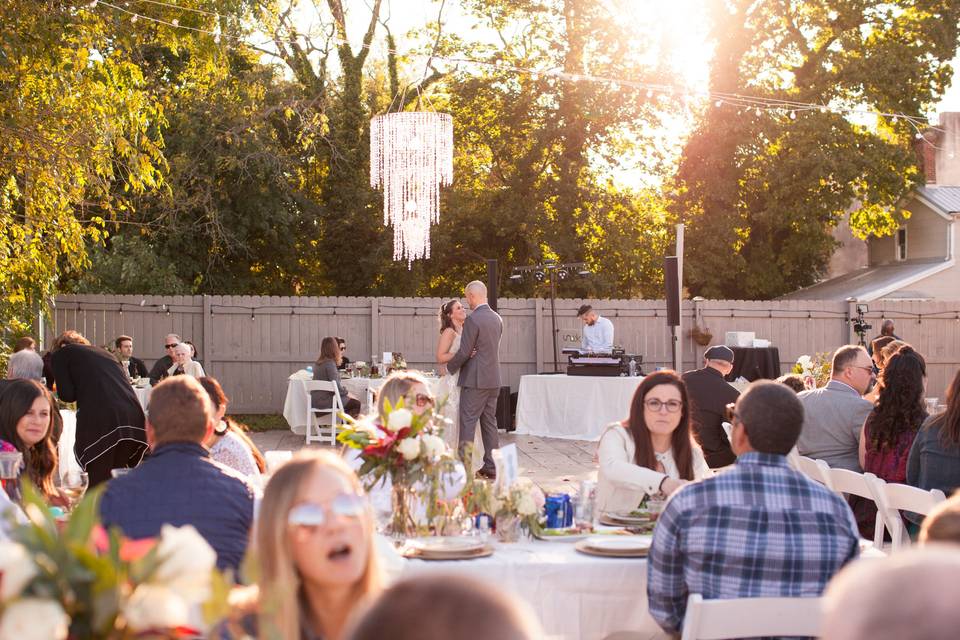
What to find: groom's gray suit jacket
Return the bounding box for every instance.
[447,303,502,389]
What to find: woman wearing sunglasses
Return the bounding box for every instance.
[597,370,712,513]
[219,450,381,640]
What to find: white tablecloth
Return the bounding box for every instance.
[57,410,83,480]
[404,539,664,640]
[515,375,645,441]
[283,372,442,434]
[133,385,151,412]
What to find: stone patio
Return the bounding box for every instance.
[249,431,598,494]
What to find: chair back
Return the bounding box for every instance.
[868,477,946,551]
[829,468,884,548]
[301,380,344,445]
[796,456,833,489]
[680,594,823,640]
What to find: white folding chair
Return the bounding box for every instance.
[302,380,345,445]
[796,455,834,490]
[867,477,946,551]
[828,468,885,549]
[680,594,823,640]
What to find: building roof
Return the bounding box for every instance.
[779,258,954,301]
[917,185,960,214]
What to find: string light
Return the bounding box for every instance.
[81,1,939,138]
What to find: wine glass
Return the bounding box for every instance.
[61,471,89,511]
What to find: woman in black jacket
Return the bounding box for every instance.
[50,332,148,486]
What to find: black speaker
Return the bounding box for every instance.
[486,259,499,312]
[664,256,680,327]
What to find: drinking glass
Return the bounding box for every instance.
[61,471,89,511]
[0,452,24,504]
[925,398,939,414]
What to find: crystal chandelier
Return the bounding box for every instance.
[370,111,453,265]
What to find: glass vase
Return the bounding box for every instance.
[390,481,418,541]
[495,513,522,543]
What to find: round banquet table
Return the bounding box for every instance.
[725,346,781,382]
[514,374,645,441]
[403,539,666,640]
[282,372,441,434]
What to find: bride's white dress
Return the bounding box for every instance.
[437,331,483,468]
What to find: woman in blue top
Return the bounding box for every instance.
[907,368,960,496]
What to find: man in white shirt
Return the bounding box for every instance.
[578,304,614,352]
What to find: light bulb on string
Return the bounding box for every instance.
[789,110,797,120]
[131,14,138,23]
[172,18,179,27]
[755,107,762,117]
[714,100,723,108]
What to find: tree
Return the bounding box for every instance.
[0,0,165,337]
[675,0,960,299]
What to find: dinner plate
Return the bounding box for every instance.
[584,535,652,552]
[574,539,650,559]
[403,544,494,561]
[603,511,656,525]
[408,537,485,553]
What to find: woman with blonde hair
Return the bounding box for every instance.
[219,450,381,640]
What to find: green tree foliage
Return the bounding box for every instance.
[0,0,165,334]
[675,0,960,299]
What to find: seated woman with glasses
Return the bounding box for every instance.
[597,370,712,513]
[218,450,382,640]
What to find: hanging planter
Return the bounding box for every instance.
[690,325,713,346]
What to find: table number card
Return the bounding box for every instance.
[382,352,394,365]
[493,443,519,492]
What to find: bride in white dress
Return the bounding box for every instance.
[436,300,483,467]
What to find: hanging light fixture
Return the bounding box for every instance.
[370,111,453,265]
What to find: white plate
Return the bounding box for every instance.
[584,535,652,552]
[408,537,485,553]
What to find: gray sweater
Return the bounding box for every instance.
[311,359,345,408]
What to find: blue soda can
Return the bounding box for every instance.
[545,494,574,529]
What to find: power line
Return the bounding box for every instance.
[83,0,943,140]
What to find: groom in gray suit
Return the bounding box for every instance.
[447,280,503,478]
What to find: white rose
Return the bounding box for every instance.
[0,542,37,601]
[386,408,413,432]
[122,584,190,632]
[152,525,216,601]
[396,437,421,461]
[420,434,446,460]
[517,493,539,516]
[797,355,812,369]
[0,598,68,640]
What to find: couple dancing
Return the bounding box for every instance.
[436,281,502,479]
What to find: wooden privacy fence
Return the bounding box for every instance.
[46,295,960,414]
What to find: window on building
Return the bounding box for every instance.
[896,227,907,261]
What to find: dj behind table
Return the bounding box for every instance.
[563,348,643,377]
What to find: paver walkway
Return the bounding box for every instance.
[250,431,598,494]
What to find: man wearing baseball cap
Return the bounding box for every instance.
[682,345,740,468]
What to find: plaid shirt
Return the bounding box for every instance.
[647,452,859,633]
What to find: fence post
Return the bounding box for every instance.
[370,298,380,363]
[534,298,544,373]
[202,295,213,378]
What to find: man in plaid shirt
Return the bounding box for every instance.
[647,380,860,634]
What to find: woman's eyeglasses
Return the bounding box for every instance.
[411,393,435,408]
[644,399,683,413]
[288,493,366,529]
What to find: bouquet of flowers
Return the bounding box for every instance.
[389,352,407,372]
[337,400,459,537]
[792,352,832,389]
[0,484,231,640]
[465,474,545,540]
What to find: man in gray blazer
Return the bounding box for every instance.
[797,345,875,472]
[447,280,503,479]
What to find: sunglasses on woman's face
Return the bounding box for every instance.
[410,393,435,408]
[288,493,366,529]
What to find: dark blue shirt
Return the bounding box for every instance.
[99,441,255,572]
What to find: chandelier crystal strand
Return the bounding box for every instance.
[370,112,453,265]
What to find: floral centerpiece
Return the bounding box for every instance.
[389,352,407,372]
[337,400,459,538]
[464,473,545,542]
[792,352,832,389]
[0,484,231,640]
